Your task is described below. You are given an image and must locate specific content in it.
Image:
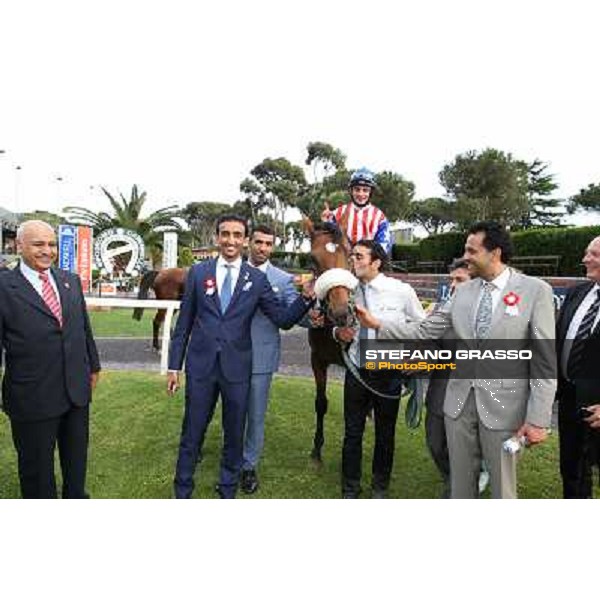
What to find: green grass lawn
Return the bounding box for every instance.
[88,308,157,337]
[0,372,567,498]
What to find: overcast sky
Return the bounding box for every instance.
[1,0,599,226]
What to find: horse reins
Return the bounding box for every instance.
[312,265,424,426]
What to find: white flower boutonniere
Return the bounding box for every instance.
[204,277,216,296]
[243,281,253,292]
[272,286,280,293]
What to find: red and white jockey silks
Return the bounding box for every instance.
[330,202,392,254]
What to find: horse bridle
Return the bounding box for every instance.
[311,257,423,413]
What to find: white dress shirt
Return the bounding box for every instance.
[561,283,600,380]
[474,266,511,329]
[350,273,425,363]
[169,256,242,374]
[216,256,242,296]
[20,260,61,307]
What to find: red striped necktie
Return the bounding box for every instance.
[38,272,63,327]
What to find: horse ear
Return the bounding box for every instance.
[303,216,314,235]
[338,205,350,247]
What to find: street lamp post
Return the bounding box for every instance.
[14,165,22,216]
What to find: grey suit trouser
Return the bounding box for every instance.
[242,372,274,470]
[445,389,518,499]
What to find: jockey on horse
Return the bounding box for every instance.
[321,167,393,255]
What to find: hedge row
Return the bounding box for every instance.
[271,250,312,270]
[410,226,600,276]
[511,226,600,276]
[391,243,421,263]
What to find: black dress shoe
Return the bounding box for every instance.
[341,485,361,499]
[341,479,361,499]
[240,469,259,494]
[372,488,387,499]
[214,483,236,499]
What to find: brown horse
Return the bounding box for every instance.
[304,216,356,463]
[132,267,188,350]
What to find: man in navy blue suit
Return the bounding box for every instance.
[167,214,314,499]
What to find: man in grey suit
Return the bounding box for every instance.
[240,224,299,494]
[356,221,557,499]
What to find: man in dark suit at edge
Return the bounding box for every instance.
[556,235,600,498]
[0,220,100,499]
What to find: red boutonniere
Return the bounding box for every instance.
[503,291,521,315]
[204,277,216,296]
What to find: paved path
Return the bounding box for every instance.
[98,327,345,380]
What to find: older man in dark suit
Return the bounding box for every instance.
[0,220,100,499]
[556,235,600,498]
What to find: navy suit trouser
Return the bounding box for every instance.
[174,358,250,499]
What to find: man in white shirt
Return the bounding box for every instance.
[335,240,425,498]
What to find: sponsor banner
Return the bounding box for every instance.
[77,226,93,293]
[58,224,77,272]
[162,231,178,269]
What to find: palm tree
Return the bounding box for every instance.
[64,185,188,267]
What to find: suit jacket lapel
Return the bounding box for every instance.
[559,282,592,340]
[462,280,481,337]
[9,267,56,321]
[52,267,71,323]
[226,261,249,312]
[204,259,221,315]
[488,268,520,337]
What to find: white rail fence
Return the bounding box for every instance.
[85,297,181,374]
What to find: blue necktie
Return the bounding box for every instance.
[220,265,233,313]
